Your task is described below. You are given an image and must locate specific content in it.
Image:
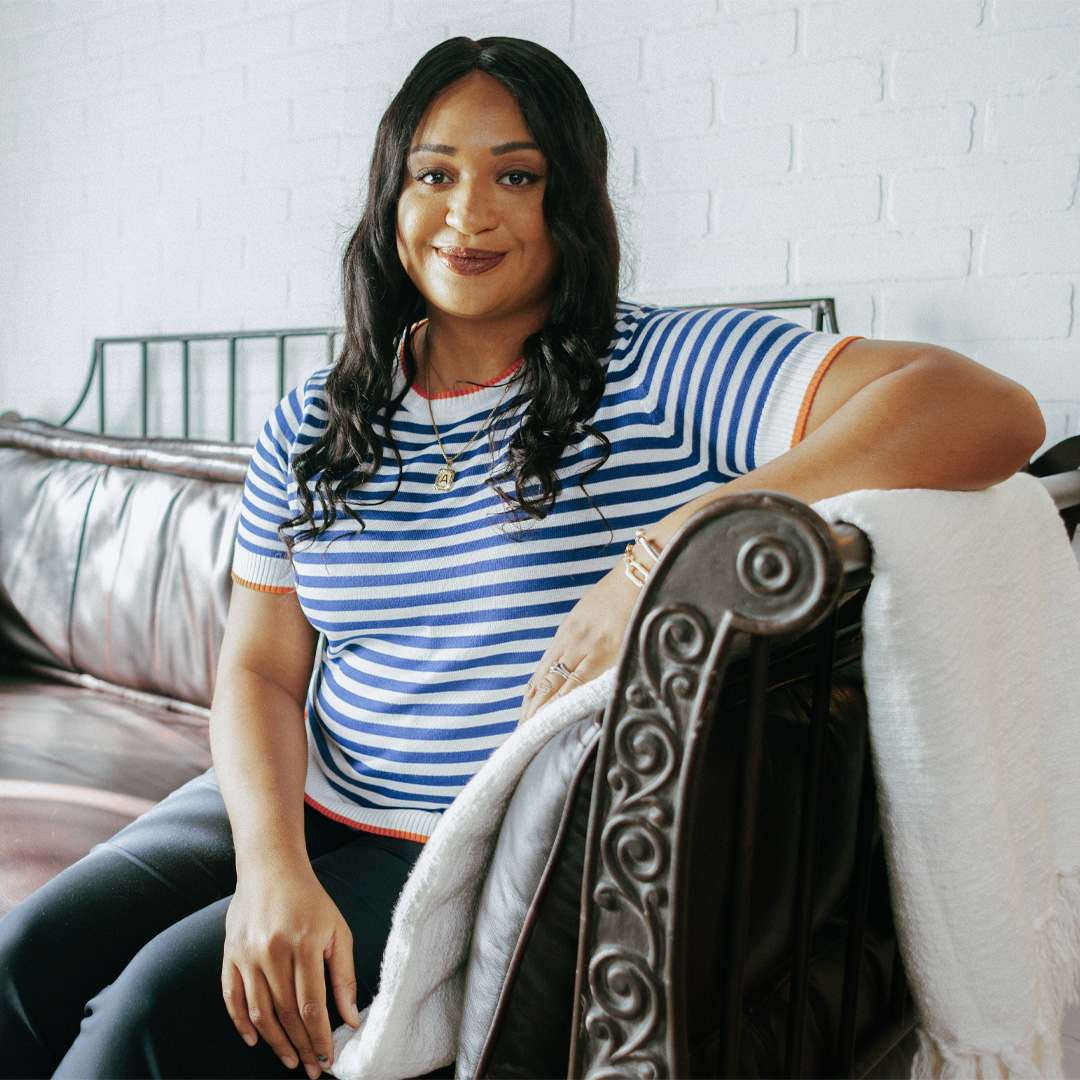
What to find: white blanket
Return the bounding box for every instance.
[333,473,1080,1079]
[816,474,1080,1078]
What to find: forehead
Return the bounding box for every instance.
[411,71,536,150]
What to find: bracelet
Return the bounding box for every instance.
[623,530,663,589]
[634,528,661,564]
[623,544,649,588]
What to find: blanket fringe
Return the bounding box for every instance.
[910,870,1080,1079]
[1037,869,1080,1018]
[912,1025,1062,1079]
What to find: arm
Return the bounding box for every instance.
[212,583,358,1078]
[520,340,1045,720]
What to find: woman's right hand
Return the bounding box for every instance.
[222,861,361,1078]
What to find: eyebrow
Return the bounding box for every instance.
[408,140,543,157]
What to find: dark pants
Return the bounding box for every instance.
[0,768,423,1079]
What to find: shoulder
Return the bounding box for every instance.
[255,367,333,464]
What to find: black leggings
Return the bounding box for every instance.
[0,768,423,1079]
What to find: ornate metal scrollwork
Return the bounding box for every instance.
[572,493,844,1079]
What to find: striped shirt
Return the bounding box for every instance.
[232,302,857,840]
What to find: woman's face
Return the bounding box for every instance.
[396,71,559,327]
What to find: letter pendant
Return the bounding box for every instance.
[434,465,455,492]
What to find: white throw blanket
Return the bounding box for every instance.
[333,473,1080,1079]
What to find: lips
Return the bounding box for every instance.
[436,246,507,276]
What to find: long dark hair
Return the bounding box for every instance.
[284,36,621,544]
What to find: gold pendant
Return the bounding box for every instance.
[434,465,456,492]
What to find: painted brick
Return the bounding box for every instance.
[84,4,163,60]
[159,66,246,118]
[202,100,291,155]
[721,58,882,125]
[0,38,17,83]
[643,10,797,85]
[800,103,973,170]
[160,154,246,204]
[121,116,201,165]
[388,0,497,31]
[342,86,394,139]
[202,13,293,69]
[85,87,163,135]
[625,189,710,243]
[715,173,881,235]
[122,32,204,89]
[286,264,345,322]
[796,226,971,284]
[572,0,718,43]
[164,233,246,276]
[890,158,1079,223]
[18,98,85,148]
[892,26,1080,103]
[292,0,393,49]
[159,0,248,36]
[635,236,789,304]
[987,87,1080,152]
[120,196,199,242]
[246,47,334,101]
[561,37,642,95]
[597,80,713,144]
[15,54,120,106]
[804,1,984,60]
[990,0,1080,28]
[200,185,291,234]
[981,214,1080,276]
[338,27,450,90]
[878,278,1073,341]
[15,20,86,73]
[639,124,792,191]
[246,134,342,185]
[449,1,574,51]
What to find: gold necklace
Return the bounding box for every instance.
[425,363,516,493]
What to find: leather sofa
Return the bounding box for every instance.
[14,415,1076,1078]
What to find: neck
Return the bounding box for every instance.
[417,308,542,395]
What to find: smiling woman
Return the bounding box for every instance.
[0,35,1045,1080]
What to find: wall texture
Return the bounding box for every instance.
[0,0,1078,444]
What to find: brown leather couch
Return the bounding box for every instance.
[0,418,246,915]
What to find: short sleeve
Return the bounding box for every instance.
[629,306,859,478]
[231,389,304,594]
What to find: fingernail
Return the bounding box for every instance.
[306,1065,322,1079]
[281,1056,298,1070]
[242,1031,257,1047]
[317,1054,329,1063]
[351,1003,361,1025]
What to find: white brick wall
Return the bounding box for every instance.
[0,0,1078,450]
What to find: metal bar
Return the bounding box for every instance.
[783,605,839,1078]
[61,340,104,427]
[835,739,878,1077]
[228,337,237,443]
[277,335,286,401]
[326,330,336,368]
[98,342,106,434]
[182,340,190,439]
[81,326,342,346]
[719,635,772,1078]
[140,341,149,438]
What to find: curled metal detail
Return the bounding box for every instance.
[582,602,712,1079]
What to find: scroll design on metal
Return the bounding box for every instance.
[583,603,709,1079]
[574,493,844,1080]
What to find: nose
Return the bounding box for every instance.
[444,176,497,237]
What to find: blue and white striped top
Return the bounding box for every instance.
[232,302,856,840]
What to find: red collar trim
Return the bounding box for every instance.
[400,320,524,400]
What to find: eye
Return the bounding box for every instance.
[416,168,451,185]
[499,170,542,187]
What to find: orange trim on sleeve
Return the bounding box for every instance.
[304,794,430,843]
[230,570,295,595]
[790,335,863,448]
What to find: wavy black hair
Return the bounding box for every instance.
[284,36,621,544]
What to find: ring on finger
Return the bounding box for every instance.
[548,660,573,681]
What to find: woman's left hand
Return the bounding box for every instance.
[520,561,641,723]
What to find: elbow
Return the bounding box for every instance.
[981,380,1045,481]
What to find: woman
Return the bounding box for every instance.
[0,35,1044,1080]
